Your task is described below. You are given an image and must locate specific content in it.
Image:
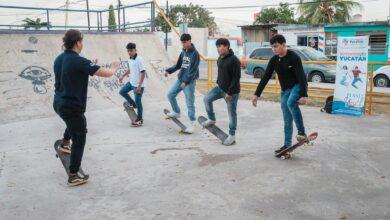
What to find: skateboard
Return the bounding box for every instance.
[163,109,190,133]
[54,139,87,177]
[123,101,137,123]
[198,116,229,143]
[275,132,318,159]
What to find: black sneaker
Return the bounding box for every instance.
[68,172,89,187]
[59,139,71,154]
[274,145,290,154]
[296,131,307,142]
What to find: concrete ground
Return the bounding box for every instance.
[1,32,389,220]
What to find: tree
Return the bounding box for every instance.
[298,0,362,24]
[155,3,217,34]
[22,18,50,30]
[108,4,117,32]
[254,3,296,24]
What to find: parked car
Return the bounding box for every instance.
[373,65,390,87]
[245,46,336,83]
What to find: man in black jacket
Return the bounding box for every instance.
[251,34,308,154]
[201,38,241,145]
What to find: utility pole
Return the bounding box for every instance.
[388,0,390,22]
[65,0,70,29]
[86,0,91,30]
[117,0,121,32]
[165,0,168,51]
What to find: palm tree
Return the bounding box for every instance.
[298,0,362,24]
[22,18,50,30]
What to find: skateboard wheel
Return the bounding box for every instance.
[55,154,58,158]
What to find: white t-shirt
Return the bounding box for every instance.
[128,55,146,87]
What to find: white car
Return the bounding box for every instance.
[373,66,390,87]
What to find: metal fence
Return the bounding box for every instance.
[0,2,155,32]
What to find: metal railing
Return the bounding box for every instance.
[0,1,155,32]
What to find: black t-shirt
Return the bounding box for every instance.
[53,50,100,111]
[255,50,308,98]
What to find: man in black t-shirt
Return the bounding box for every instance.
[251,35,308,154]
[53,29,119,186]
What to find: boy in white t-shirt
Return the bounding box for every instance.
[119,43,146,126]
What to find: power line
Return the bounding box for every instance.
[8,0,86,25]
[204,0,379,10]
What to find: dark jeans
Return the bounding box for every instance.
[203,86,238,136]
[53,102,87,174]
[280,84,305,146]
[119,82,144,120]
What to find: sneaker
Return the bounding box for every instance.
[223,135,236,146]
[166,111,180,119]
[68,172,89,187]
[274,145,290,154]
[131,119,143,127]
[201,119,216,128]
[184,121,195,134]
[59,139,71,154]
[296,131,307,142]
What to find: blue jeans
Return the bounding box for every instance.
[351,77,363,89]
[167,80,196,121]
[119,82,144,120]
[281,84,305,146]
[203,86,238,136]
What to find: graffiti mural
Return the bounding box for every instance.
[88,59,128,93]
[150,59,168,84]
[19,66,51,94]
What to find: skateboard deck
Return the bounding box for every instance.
[54,139,86,177]
[198,116,229,143]
[123,101,137,123]
[163,109,189,133]
[275,132,318,159]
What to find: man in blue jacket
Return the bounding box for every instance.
[165,33,200,133]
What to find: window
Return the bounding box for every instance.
[298,36,307,47]
[356,31,387,54]
[290,49,308,61]
[325,32,338,57]
[298,36,319,50]
[250,48,273,59]
[300,47,331,61]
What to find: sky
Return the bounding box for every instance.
[0,0,389,36]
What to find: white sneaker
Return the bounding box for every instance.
[223,135,236,146]
[184,121,195,134]
[166,111,180,118]
[201,119,216,128]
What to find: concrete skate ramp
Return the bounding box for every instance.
[0,31,171,124]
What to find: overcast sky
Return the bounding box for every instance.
[0,0,388,36]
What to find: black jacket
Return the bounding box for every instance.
[216,49,241,95]
[254,50,308,98]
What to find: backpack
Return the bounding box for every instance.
[321,96,333,114]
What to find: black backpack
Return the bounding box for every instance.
[321,96,333,114]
